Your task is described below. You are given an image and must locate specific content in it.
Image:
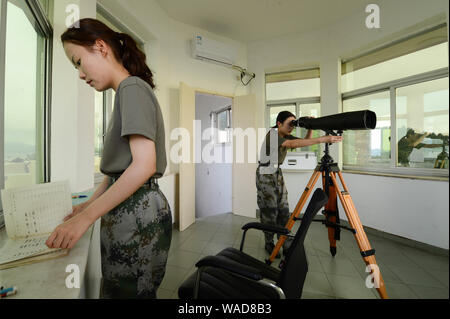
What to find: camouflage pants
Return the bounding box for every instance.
[100,179,172,299]
[256,166,292,250]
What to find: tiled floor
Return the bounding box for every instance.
[157,213,449,299]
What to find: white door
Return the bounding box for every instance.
[232,94,258,218]
[179,82,196,231]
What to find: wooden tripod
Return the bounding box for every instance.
[268,143,389,299]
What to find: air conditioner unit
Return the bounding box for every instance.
[191,35,236,66]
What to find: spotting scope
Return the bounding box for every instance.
[291,110,377,131]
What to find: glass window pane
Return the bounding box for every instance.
[342,43,449,92]
[343,91,391,167]
[298,103,321,157]
[396,77,449,169]
[266,78,320,101]
[4,1,45,189]
[218,111,227,130]
[94,91,104,173]
[268,104,296,127]
[217,110,229,144]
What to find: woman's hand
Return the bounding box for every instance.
[321,135,343,144]
[63,202,90,222]
[46,212,93,250]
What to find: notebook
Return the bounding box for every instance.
[0,181,72,270]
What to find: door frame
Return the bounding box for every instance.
[178,83,235,231]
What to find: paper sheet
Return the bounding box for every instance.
[1,181,72,239]
[0,180,72,266]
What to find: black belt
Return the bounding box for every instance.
[258,161,280,168]
[109,175,158,186]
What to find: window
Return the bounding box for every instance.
[1,0,53,226]
[266,68,321,157]
[341,24,448,177]
[343,91,391,167]
[94,4,143,182]
[395,78,448,169]
[211,106,232,144]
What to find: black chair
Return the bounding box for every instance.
[178,188,328,299]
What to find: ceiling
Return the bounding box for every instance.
[155,0,368,43]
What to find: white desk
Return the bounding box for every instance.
[0,190,101,299]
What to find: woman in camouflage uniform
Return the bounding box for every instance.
[46,19,171,299]
[257,111,342,256]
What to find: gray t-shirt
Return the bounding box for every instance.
[100,76,167,178]
[259,128,299,165]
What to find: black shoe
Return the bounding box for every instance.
[265,243,281,258]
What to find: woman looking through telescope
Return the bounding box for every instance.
[257,111,343,256]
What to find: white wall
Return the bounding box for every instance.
[195,93,232,218]
[248,0,449,249]
[51,0,96,191]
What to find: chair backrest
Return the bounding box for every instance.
[276,188,328,299]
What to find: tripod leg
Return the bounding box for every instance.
[268,170,322,263]
[322,172,340,257]
[330,172,389,299]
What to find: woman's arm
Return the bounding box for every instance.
[85,175,110,205]
[304,129,313,139]
[282,135,342,149]
[46,135,156,249]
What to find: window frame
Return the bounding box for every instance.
[341,67,449,179]
[210,105,232,145]
[0,0,53,227]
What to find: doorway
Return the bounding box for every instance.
[195,92,233,219]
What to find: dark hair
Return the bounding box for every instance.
[406,128,416,137]
[61,18,155,89]
[272,111,296,128]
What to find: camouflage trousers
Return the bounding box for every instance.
[256,166,292,250]
[100,179,172,299]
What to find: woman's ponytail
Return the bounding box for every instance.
[116,32,156,89]
[61,18,156,89]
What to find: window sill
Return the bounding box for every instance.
[342,168,449,182]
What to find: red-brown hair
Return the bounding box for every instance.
[61,18,155,89]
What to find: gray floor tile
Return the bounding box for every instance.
[188,230,216,242]
[427,268,449,288]
[178,239,209,253]
[301,291,336,299]
[307,254,324,273]
[157,287,175,299]
[376,252,418,268]
[319,255,362,278]
[303,271,334,296]
[349,258,403,285]
[408,284,449,299]
[381,282,419,299]
[406,253,449,272]
[202,242,232,255]
[388,265,447,288]
[160,265,190,291]
[166,250,202,269]
[325,273,378,299]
